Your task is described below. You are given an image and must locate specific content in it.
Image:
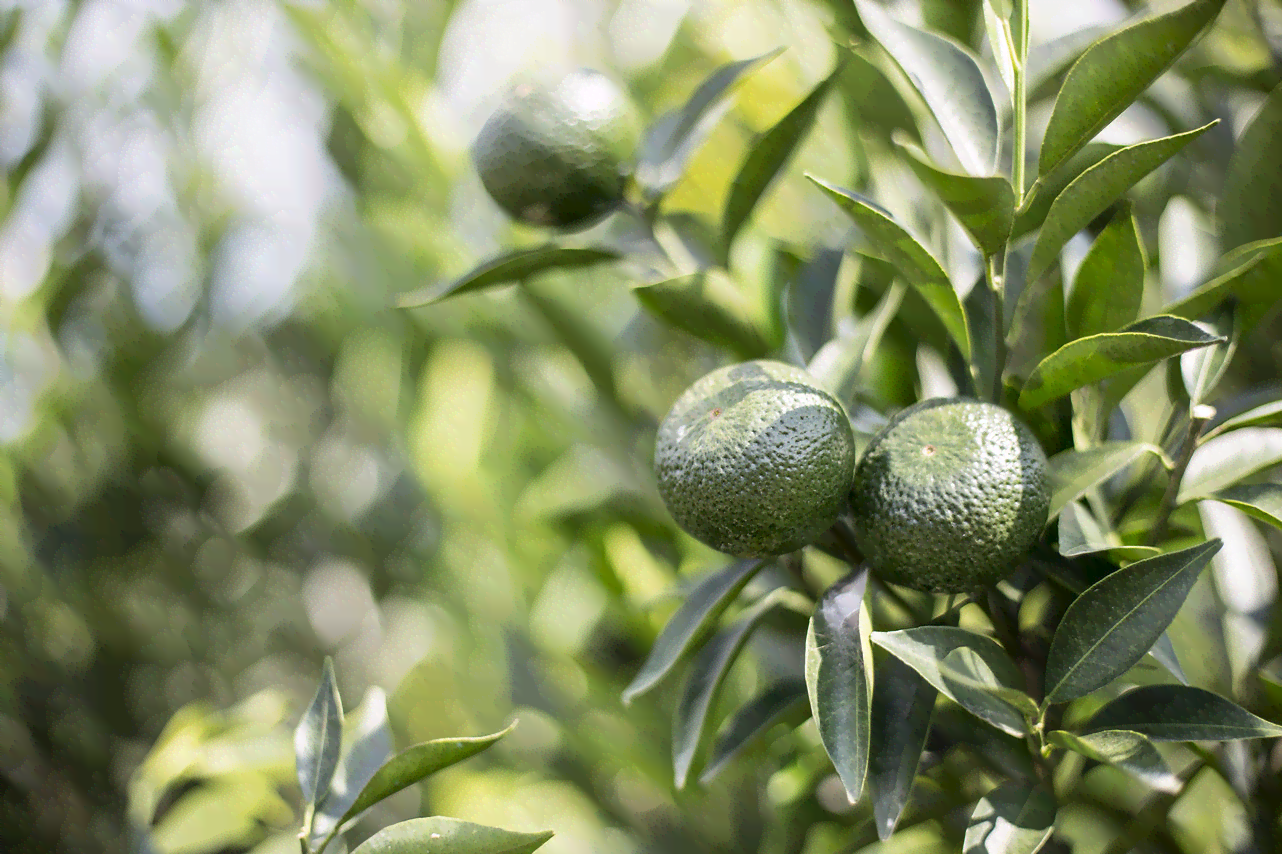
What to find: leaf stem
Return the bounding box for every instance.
[1146,405,1213,545]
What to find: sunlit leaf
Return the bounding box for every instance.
[1203,399,1282,440]
[895,137,1015,257]
[349,817,552,854]
[1049,730,1179,793]
[1057,502,1158,561]
[316,687,393,840]
[396,246,620,307]
[699,680,810,784]
[868,653,936,840]
[1197,483,1282,531]
[1085,685,1282,740]
[981,2,1017,101]
[1046,441,1166,519]
[1179,428,1282,503]
[1026,22,1115,99]
[785,247,843,361]
[962,782,1056,854]
[1179,302,1236,408]
[1012,143,1120,241]
[1165,237,1282,332]
[1220,81,1282,250]
[1065,204,1144,339]
[295,658,343,810]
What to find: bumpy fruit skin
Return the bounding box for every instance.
[850,398,1051,593]
[471,68,640,231]
[654,360,857,557]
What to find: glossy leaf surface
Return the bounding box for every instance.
[1046,441,1165,519]
[1049,730,1179,792]
[397,246,620,307]
[868,653,936,840]
[349,817,552,854]
[295,657,343,810]
[1086,685,1282,741]
[896,137,1015,257]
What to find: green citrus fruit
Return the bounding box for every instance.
[471,68,640,231]
[849,397,1050,593]
[654,360,857,557]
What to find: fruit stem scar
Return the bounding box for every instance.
[922,445,936,456]
[710,408,722,418]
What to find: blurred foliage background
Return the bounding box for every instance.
[1,0,1281,853]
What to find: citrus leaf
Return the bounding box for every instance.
[1012,143,1121,242]
[807,175,970,358]
[1038,0,1228,177]
[981,1,1017,102]
[295,657,343,810]
[1019,315,1222,409]
[1149,632,1189,686]
[895,137,1015,257]
[1178,428,1282,503]
[871,626,1031,736]
[963,782,1056,854]
[349,817,552,854]
[1057,502,1158,561]
[632,269,777,359]
[1085,685,1282,741]
[1044,540,1221,703]
[1026,22,1115,99]
[785,247,843,361]
[806,570,873,804]
[315,687,393,840]
[1198,483,1282,531]
[673,588,792,789]
[721,66,842,262]
[1047,441,1166,519]
[623,559,768,704]
[965,273,1001,403]
[698,679,810,784]
[1220,80,1282,250]
[1203,400,1282,440]
[1180,304,1237,409]
[868,653,936,840]
[1165,236,1282,331]
[1029,124,1215,283]
[1049,730,1179,793]
[637,48,785,200]
[807,276,905,403]
[854,0,999,175]
[396,246,620,307]
[1065,204,1144,339]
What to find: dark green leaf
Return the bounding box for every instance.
[1065,204,1144,339]
[1013,143,1121,242]
[1049,730,1179,793]
[623,559,768,704]
[896,137,1015,257]
[1057,502,1158,561]
[295,657,343,809]
[699,679,810,784]
[1047,441,1166,519]
[807,175,970,358]
[349,817,552,854]
[806,570,873,803]
[637,49,785,200]
[963,782,1056,854]
[1220,81,1282,250]
[965,277,1001,403]
[721,67,842,262]
[674,589,791,788]
[1179,303,1236,408]
[854,0,1000,175]
[1038,0,1228,176]
[396,246,620,307]
[1044,540,1221,703]
[868,653,936,840]
[1178,428,1282,503]
[1085,685,1282,740]
[1019,315,1222,409]
[785,247,843,361]
[1203,400,1282,440]
[871,627,1031,736]
[1165,236,1282,332]
[632,269,778,359]
[1198,483,1282,531]
[1028,124,1215,282]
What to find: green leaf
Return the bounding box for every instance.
[871,627,1031,736]
[1044,540,1221,703]
[1165,236,1282,332]
[981,1,1017,102]
[895,137,1015,257]
[1057,502,1158,561]
[807,277,906,403]
[396,246,620,307]
[965,275,1001,403]
[632,269,777,359]
[1047,441,1166,519]
[1012,143,1121,242]
[699,679,810,785]
[1049,730,1179,793]
[1220,81,1282,250]
[1085,685,1282,741]
[316,688,393,841]
[785,247,843,361]
[1148,632,1189,686]
[721,66,841,262]
[1026,22,1115,100]
[349,817,552,854]
[151,776,289,854]
[1178,428,1282,503]
[1028,124,1215,282]
[963,782,1056,854]
[1203,400,1282,440]
[807,176,970,358]
[1019,315,1222,409]
[673,589,791,789]
[1198,483,1282,531]
[295,657,343,809]
[806,570,873,804]
[1179,303,1237,408]
[623,560,767,704]
[854,0,999,175]
[636,49,785,200]
[868,653,936,840]
[1065,204,1145,339]
[1038,0,1228,176]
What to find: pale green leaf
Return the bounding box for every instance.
[963,782,1056,854]
[349,817,552,854]
[1220,80,1282,250]
[396,246,620,307]
[1049,730,1179,792]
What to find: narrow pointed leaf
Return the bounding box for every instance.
[1199,483,1282,531]
[1039,0,1228,176]
[965,275,1001,403]
[317,687,393,834]
[295,657,343,809]
[633,270,777,359]
[349,817,553,854]
[1020,315,1222,409]
[674,589,790,788]
[1086,685,1282,741]
[623,559,767,704]
[1203,400,1282,440]
[1012,143,1121,242]
[896,138,1015,257]
[872,627,1031,736]
[855,0,999,175]
[785,247,843,361]
[1049,730,1179,793]
[396,246,620,307]
[1220,80,1282,250]
[1057,502,1158,561]
[1178,428,1282,503]
[963,782,1056,854]
[1047,441,1166,519]
[699,679,810,784]
[1026,22,1115,98]
[868,653,936,840]
[1028,124,1216,282]
[721,66,841,261]
[1165,237,1282,332]
[1149,632,1188,685]
[807,176,970,357]
[1180,304,1237,408]
[806,570,873,803]
[1066,205,1145,339]
[1044,540,1221,703]
[982,2,1017,101]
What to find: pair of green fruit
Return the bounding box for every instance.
[655,361,1052,594]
